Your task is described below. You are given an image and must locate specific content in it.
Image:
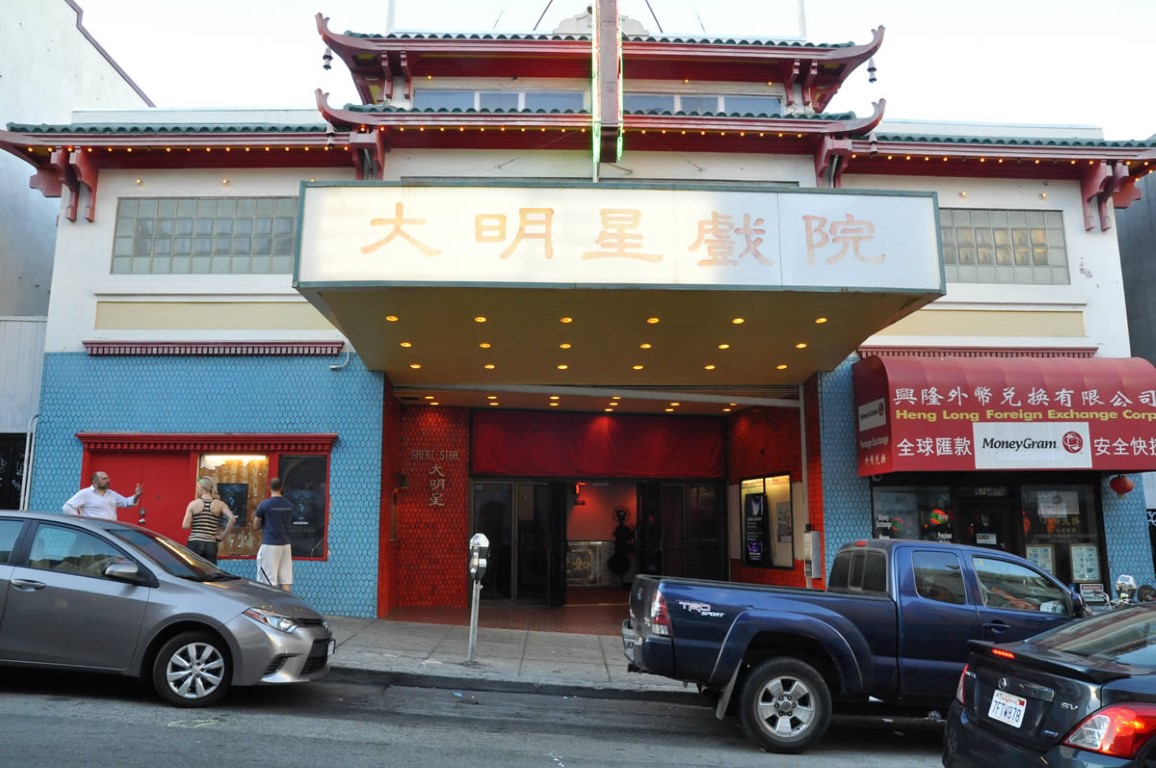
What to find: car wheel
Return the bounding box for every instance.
[151,631,231,707]
[738,657,832,754]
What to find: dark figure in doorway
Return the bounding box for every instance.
[608,506,634,586]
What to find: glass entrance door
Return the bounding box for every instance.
[637,481,726,581]
[471,481,561,604]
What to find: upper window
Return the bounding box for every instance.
[940,208,1069,285]
[974,556,1068,614]
[912,550,966,604]
[624,93,781,116]
[412,89,586,112]
[27,524,128,578]
[112,197,298,275]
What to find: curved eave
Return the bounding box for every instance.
[843,137,1156,179]
[0,127,353,173]
[625,99,884,137]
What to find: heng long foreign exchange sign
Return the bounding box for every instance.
[853,355,1156,475]
[295,183,942,292]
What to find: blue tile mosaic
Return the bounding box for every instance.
[30,352,385,618]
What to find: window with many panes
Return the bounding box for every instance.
[112,197,298,275]
[412,89,586,112]
[940,208,1069,285]
[624,93,782,116]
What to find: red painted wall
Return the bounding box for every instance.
[377,379,404,616]
[395,406,471,608]
[726,405,807,587]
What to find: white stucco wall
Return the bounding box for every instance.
[844,172,1129,356]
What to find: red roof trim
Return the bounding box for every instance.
[83,340,345,356]
[76,433,338,452]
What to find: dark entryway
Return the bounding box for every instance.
[637,481,727,581]
[0,436,27,510]
[471,480,567,606]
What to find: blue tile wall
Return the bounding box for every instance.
[818,358,874,569]
[819,355,1156,595]
[30,352,384,618]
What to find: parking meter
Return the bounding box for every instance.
[469,533,490,582]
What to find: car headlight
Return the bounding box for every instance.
[243,607,300,633]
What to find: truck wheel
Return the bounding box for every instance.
[738,657,832,753]
[151,631,231,707]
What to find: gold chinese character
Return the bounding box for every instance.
[582,208,661,262]
[360,202,441,257]
[499,208,555,260]
[803,213,884,266]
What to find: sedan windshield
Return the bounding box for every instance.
[1031,607,1156,666]
[107,526,240,581]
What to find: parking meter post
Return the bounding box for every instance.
[466,533,490,664]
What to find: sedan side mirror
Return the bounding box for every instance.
[104,561,145,584]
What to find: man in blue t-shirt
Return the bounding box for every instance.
[254,477,295,591]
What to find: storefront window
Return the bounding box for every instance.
[870,474,1103,589]
[871,486,953,541]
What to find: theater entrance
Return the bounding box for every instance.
[471,480,568,606]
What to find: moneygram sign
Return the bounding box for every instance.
[851,355,1156,476]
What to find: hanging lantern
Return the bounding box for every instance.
[1109,474,1135,498]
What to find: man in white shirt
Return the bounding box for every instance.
[62,471,143,520]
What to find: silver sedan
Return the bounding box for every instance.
[0,511,333,706]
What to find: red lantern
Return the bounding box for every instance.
[1109,474,1135,498]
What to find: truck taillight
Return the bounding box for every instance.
[648,591,672,637]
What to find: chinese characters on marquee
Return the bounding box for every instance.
[358,202,883,268]
[409,448,460,508]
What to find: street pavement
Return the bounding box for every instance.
[325,614,700,702]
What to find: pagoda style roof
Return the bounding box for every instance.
[317,12,882,111]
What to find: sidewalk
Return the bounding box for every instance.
[324,615,700,702]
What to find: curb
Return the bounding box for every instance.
[325,664,708,705]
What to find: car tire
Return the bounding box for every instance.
[738,657,832,754]
[151,631,231,707]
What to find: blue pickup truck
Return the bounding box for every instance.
[621,538,1089,753]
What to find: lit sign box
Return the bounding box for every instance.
[296,183,942,293]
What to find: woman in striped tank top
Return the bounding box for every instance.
[181,477,237,564]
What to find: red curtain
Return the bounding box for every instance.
[471,411,725,478]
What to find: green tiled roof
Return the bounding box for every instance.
[342,30,854,48]
[338,105,589,116]
[7,122,328,134]
[624,109,857,120]
[874,133,1156,149]
[344,30,589,42]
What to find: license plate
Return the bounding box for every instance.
[988,688,1027,728]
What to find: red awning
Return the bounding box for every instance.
[852,355,1156,476]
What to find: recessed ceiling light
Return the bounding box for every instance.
[385,315,399,322]
[484,363,496,370]
[474,316,487,323]
[646,317,660,324]
[429,401,439,406]
[632,364,644,370]
[557,364,568,370]
[607,402,618,407]
[409,363,422,369]
[815,317,828,324]
[664,407,674,412]
[549,395,560,400]
[560,343,572,349]
[489,401,500,406]
[424,395,434,400]
[549,402,559,407]
[479,342,492,349]
[776,364,788,370]
[704,364,716,370]
[795,342,808,349]
[718,343,730,350]
[486,395,497,400]
[612,396,621,400]
[729,402,738,407]
[400,341,412,348]
[640,343,652,350]
[731,318,745,325]
[560,317,573,324]
[605,408,615,412]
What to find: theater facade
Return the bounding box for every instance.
[4,1,1156,616]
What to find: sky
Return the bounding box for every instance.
[75,0,1156,140]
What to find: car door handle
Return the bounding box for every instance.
[983,621,1011,633]
[11,579,46,591]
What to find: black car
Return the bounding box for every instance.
[944,604,1156,767]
